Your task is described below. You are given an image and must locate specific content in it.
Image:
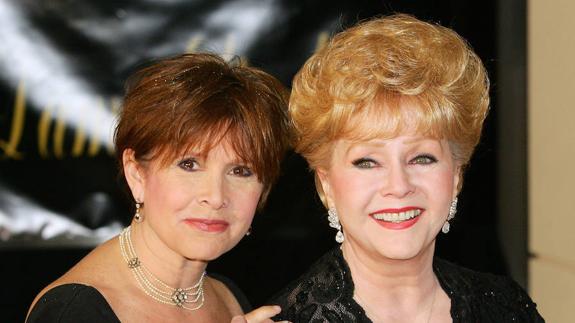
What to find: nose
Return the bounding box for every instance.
[380,163,415,198]
[197,173,228,210]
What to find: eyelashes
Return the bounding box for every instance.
[352,154,438,169]
[176,158,255,178]
[178,158,198,171]
[410,154,438,165]
[352,158,378,169]
[229,166,254,177]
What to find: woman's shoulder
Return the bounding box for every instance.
[270,248,368,322]
[435,258,544,322]
[208,273,252,314]
[26,238,124,322]
[26,284,120,323]
[270,248,345,302]
[435,258,529,298]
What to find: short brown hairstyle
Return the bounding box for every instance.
[290,14,490,199]
[115,53,292,206]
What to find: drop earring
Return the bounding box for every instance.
[134,202,143,223]
[442,197,458,234]
[328,208,344,243]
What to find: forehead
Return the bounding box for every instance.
[337,135,447,155]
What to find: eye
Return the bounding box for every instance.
[410,154,438,165]
[352,158,378,169]
[177,158,199,171]
[230,165,254,177]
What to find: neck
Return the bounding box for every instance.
[129,222,207,288]
[342,239,439,321]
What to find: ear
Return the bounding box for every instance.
[317,167,336,209]
[123,149,146,202]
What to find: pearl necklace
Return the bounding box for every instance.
[119,226,206,311]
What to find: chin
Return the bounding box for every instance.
[179,241,232,262]
[182,248,224,262]
[370,240,425,261]
[373,249,418,261]
[379,241,435,262]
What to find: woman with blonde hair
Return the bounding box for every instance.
[27,53,292,323]
[272,14,543,322]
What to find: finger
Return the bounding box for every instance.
[244,305,282,322]
[231,316,247,323]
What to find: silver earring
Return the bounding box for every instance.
[442,197,458,234]
[245,227,252,236]
[134,202,143,223]
[328,208,344,243]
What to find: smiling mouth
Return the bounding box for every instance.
[371,209,422,223]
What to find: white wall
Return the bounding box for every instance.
[528,0,575,321]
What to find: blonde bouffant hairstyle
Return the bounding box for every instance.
[289,14,490,203]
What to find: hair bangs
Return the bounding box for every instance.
[335,93,450,144]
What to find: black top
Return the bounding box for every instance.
[26,274,251,323]
[271,248,544,323]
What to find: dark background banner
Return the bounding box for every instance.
[0,1,504,321]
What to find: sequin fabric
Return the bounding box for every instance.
[271,248,544,323]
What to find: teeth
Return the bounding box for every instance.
[372,209,422,223]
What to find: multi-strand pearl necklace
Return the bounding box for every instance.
[119,226,206,311]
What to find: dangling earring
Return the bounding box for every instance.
[245,227,252,236]
[442,197,458,234]
[134,202,143,223]
[328,208,344,243]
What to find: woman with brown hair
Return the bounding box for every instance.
[27,53,292,322]
[272,14,544,322]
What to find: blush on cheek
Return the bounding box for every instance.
[235,188,262,218]
[331,171,380,205]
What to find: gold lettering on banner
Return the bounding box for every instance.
[0,81,26,159]
[53,107,66,159]
[71,124,86,157]
[86,98,109,157]
[315,32,329,52]
[186,34,204,53]
[87,131,101,157]
[38,106,53,158]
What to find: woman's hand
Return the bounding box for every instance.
[231,305,290,323]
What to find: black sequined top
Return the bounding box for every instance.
[271,248,544,323]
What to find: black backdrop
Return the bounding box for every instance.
[0,1,506,321]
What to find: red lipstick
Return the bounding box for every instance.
[369,207,424,230]
[183,218,229,233]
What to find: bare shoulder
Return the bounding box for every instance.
[207,276,244,316]
[26,236,123,317]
